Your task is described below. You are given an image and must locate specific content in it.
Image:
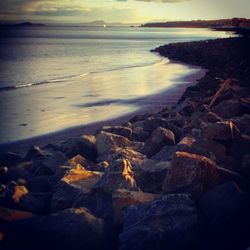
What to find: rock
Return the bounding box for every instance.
[217,156,239,171]
[88,161,109,172]
[203,121,240,142]
[119,194,198,250]
[241,154,250,179]
[7,208,106,250]
[133,159,171,194]
[231,114,250,135]
[131,127,149,142]
[4,162,32,182]
[0,206,33,222]
[26,176,53,192]
[102,126,133,139]
[65,154,90,167]
[96,131,143,157]
[199,182,250,250]
[211,99,242,118]
[230,134,250,160]
[163,151,219,199]
[174,98,199,116]
[51,164,102,212]
[94,159,138,195]
[26,148,68,176]
[60,135,97,161]
[0,152,23,167]
[192,139,226,161]
[217,166,249,189]
[143,127,175,157]
[112,189,159,224]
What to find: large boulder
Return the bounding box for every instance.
[143,127,175,157]
[96,131,143,157]
[133,159,171,194]
[119,194,198,250]
[112,189,160,224]
[163,151,219,199]
[51,164,102,212]
[94,159,138,195]
[203,121,240,142]
[60,135,97,161]
[6,208,106,250]
[199,182,250,250]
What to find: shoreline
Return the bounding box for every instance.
[0,61,205,156]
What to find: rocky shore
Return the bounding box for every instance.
[0,36,250,250]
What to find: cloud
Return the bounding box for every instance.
[117,0,190,2]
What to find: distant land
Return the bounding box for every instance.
[141,18,250,29]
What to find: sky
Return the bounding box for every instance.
[0,0,250,24]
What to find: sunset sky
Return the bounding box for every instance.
[0,0,250,24]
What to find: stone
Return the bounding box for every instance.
[96,131,143,157]
[241,154,250,179]
[102,126,133,139]
[112,189,159,224]
[231,114,250,135]
[119,194,198,250]
[133,159,171,194]
[60,135,97,161]
[51,164,102,212]
[163,151,219,199]
[65,154,90,167]
[7,208,106,250]
[26,176,53,192]
[94,159,138,195]
[211,99,242,119]
[88,161,109,172]
[174,98,199,116]
[0,206,33,222]
[0,152,23,167]
[203,121,240,142]
[131,127,149,142]
[143,127,175,157]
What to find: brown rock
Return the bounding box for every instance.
[163,151,219,199]
[0,207,33,222]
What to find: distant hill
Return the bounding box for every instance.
[141,18,250,29]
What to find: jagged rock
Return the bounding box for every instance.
[203,121,240,142]
[192,139,226,161]
[211,99,242,118]
[7,208,106,250]
[199,182,250,250]
[102,126,133,139]
[217,166,249,189]
[119,194,198,250]
[133,159,171,193]
[152,136,216,161]
[94,159,138,195]
[131,127,149,142]
[88,161,109,172]
[60,135,97,161]
[241,154,250,179]
[143,127,175,157]
[163,151,219,199]
[96,131,143,157]
[97,148,146,165]
[51,164,102,212]
[112,189,160,224]
[232,114,250,135]
[25,147,68,176]
[65,154,90,167]
[0,152,23,167]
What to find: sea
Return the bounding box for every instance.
[0,26,234,143]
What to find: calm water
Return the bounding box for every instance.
[0,26,233,143]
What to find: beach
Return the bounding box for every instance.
[0,34,250,250]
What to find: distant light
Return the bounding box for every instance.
[103,24,106,28]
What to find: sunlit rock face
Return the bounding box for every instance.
[51,164,102,212]
[119,194,198,250]
[162,151,219,199]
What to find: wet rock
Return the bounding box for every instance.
[143,127,175,157]
[203,121,240,142]
[0,152,23,167]
[8,207,106,250]
[51,164,102,212]
[119,194,198,250]
[133,159,171,194]
[163,151,219,199]
[96,131,143,157]
[211,99,242,119]
[94,159,138,195]
[60,135,97,161]
[102,126,133,139]
[112,189,159,225]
